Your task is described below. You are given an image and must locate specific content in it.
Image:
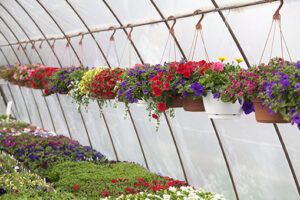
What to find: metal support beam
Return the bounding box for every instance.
[15,0,73,139]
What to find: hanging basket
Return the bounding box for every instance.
[34,86,44,90]
[0,79,7,85]
[203,91,243,119]
[136,100,148,107]
[18,82,25,87]
[183,97,205,112]
[170,98,183,108]
[60,90,69,95]
[251,98,288,123]
[102,94,116,100]
[11,80,18,85]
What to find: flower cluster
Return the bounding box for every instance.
[13,64,37,86]
[27,65,58,89]
[104,186,226,200]
[87,68,124,99]
[0,65,16,82]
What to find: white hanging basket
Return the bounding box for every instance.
[203,91,243,119]
[136,100,148,107]
[0,79,8,85]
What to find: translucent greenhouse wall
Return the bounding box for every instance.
[0,0,299,199]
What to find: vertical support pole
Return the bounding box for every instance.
[273,124,300,196]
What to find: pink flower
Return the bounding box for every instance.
[212,62,224,72]
[238,92,243,96]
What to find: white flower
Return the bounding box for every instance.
[163,194,171,200]
[169,186,177,193]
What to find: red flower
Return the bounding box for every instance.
[72,185,80,190]
[153,87,162,96]
[101,191,109,197]
[110,179,118,183]
[137,177,145,182]
[134,182,141,187]
[183,70,191,78]
[125,187,133,192]
[158,103,166,112]
[32,82,37,88]
[152,114,158,119]
[44,89,49,95]
[163,82,170,91]
[143,182,150,187]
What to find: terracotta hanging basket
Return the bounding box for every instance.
[203,91,243,119]
[170,98,183,108]
[251,98,288,123]
[60,90,69,95]
[183,97,205,112]
[102,94,115,100]
[11,80,18,85]
[34,86,44,90]
[18,82,25,87]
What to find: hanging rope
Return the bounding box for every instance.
[188,10,210,62]
[259,0,292,63]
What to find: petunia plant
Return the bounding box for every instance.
[27,65,58,89]
[258,58,300,129]
[0,65,16,82]
[44,66,87,96]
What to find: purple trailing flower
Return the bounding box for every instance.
[190,82,203,96]
[182,91,188,98]
[278,99,283,104]
[295,73,299,78]
[294,83,300,90]
[136,82,141,87]
[213,87,221,99]
[142,89,148,95]
[60,75,66,80]
[290,108,297,115]
[242,101,254,115]
[281,80,290,88]
[142,81,147,84]
[281,74,289,82]
[292,114,300,124]
[120,80,127,87]
[262,82,269,90]
[295,62,300,69]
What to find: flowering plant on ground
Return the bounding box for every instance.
[0,134,105,178]
[175,60,212,100]
[44,66,87,96]
[13,64,37,85]
[104,186,226,200]
[27,65,58,89]
[0,65,16,82]
[49,161,187,199]
[257,58,300,129]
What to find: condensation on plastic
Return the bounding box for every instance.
[213,114,299,200]
[19,87,42,127]
[57,95,90,146]
[80,101,117,160]
[129,104,185,181]
[43,95,70,138]
[102,103,146,165]
[31,89,55,132]
[277,124,300,183]
[167,109,235,198]
[8,84,30,123]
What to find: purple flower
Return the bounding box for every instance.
[298,123,300,130]
[60,75,66,80]
[266,90,272,96]
[295,73,299,78]
[295,62,300,68]
[292,114,300,124]
[121,80,127,87]
[294,83,300,90]
[182,91,188,98]
[290,108,297,115]
[282,80,290,88]
[67,80,71,84]
[278,99,283,104]
[262,82,269,90]
[136,82,141,87]
[281,74,289,82]
[142,81,147,84]
[143,89,148,95]
[190,83,203,96]
[242,101,254,115]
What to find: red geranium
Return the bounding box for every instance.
[152,114,158,119]
[153,87,162,96]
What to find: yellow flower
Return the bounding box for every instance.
[235,58,243,63]
[218,57,227,62]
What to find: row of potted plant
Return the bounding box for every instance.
[0,57,299,130]
[0,116,226,199]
